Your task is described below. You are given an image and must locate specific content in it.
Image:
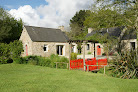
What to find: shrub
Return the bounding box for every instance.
[87,52,91,55]
[28,60,37,65]
[58,56,69,69]
[43,58,51,67]
[0,43,10,64]
[16,54,69,69]
[0,40,23,64]
[102,53,106,56]
[71,53,77,60]
[49,54,60,68]
[13,58,22,64]
[105,49,138,79]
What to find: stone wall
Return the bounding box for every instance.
[19,27,33,56]
[122,39,137,50]
[81,42,94,55]
[32,42,70,58]
[81,42,104,56]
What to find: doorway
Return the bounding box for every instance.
[97,45,101,55]
[26,45,28,56]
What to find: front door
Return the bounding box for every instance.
[26,45,28,56]
[97,45,101,55]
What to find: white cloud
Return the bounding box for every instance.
[9,0,94,28]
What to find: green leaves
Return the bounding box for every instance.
[0,40,23,64]
[0,43,10,63]
[84,9,126,30]
[69,10,91,40]
[0,8,23,43]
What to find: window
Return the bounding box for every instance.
[130,42,135,50]
[87,44,90,50]
[71,45,75,53]
[56,45,64,55]
[44,45,48,52]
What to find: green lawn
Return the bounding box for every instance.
[0,64,138,92]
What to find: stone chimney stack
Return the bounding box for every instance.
[88,28,93,33]
[58,25,65,32]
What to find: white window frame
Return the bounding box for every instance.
[44,44,48,52]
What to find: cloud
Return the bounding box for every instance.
[9,0,94,28]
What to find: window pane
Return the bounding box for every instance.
[44,45,47,51]
[56,45,63,55]
[87,44,89,50]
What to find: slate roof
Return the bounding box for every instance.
[122,29,137,40]
[24,25,69,42]
[86,26,137,40]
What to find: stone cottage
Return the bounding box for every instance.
[85,26,137,56]
[20,25,70,58]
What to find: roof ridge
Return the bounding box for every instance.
[24,25,69,42]
[24,25,60,30]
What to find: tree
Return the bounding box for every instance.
[94,0,137,38]
[84,7,127,30]
[92,0,138,78]
[0,7,23,64]
[69,10,91,39]
[0,7,23,43]
[70,10,91,29]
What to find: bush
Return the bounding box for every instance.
[13,58,22,64]
[102,53,106,56]
[0,40,23,64]
[71,53,77,60]
[0,43,10,64]
[16,54,69,69]
[43,58,51,67]
[104,49,138,79]
[87,52,91,55]
[58,56,69,69]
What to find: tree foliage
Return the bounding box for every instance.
[93,0,137,30]
[0,40,23,64]
[0,7,23,43]
[0,7,23,64]
[68,10,91,39]
[84,9,126,30]
[70,10,91,28]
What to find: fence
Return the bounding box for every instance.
[70,58,107,71]
[54,62,69,69]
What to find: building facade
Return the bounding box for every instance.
[20,25,70,58]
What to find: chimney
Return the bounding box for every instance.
[58,25,65,32]
[88,28,93,33]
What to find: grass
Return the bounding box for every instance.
[0,64,138,92]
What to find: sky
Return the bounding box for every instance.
[0,0,94,29]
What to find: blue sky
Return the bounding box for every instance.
[0,0,48,9]
[0,0,94,28]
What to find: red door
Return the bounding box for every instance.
[26,45,28,56]
[97,45,101,55]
